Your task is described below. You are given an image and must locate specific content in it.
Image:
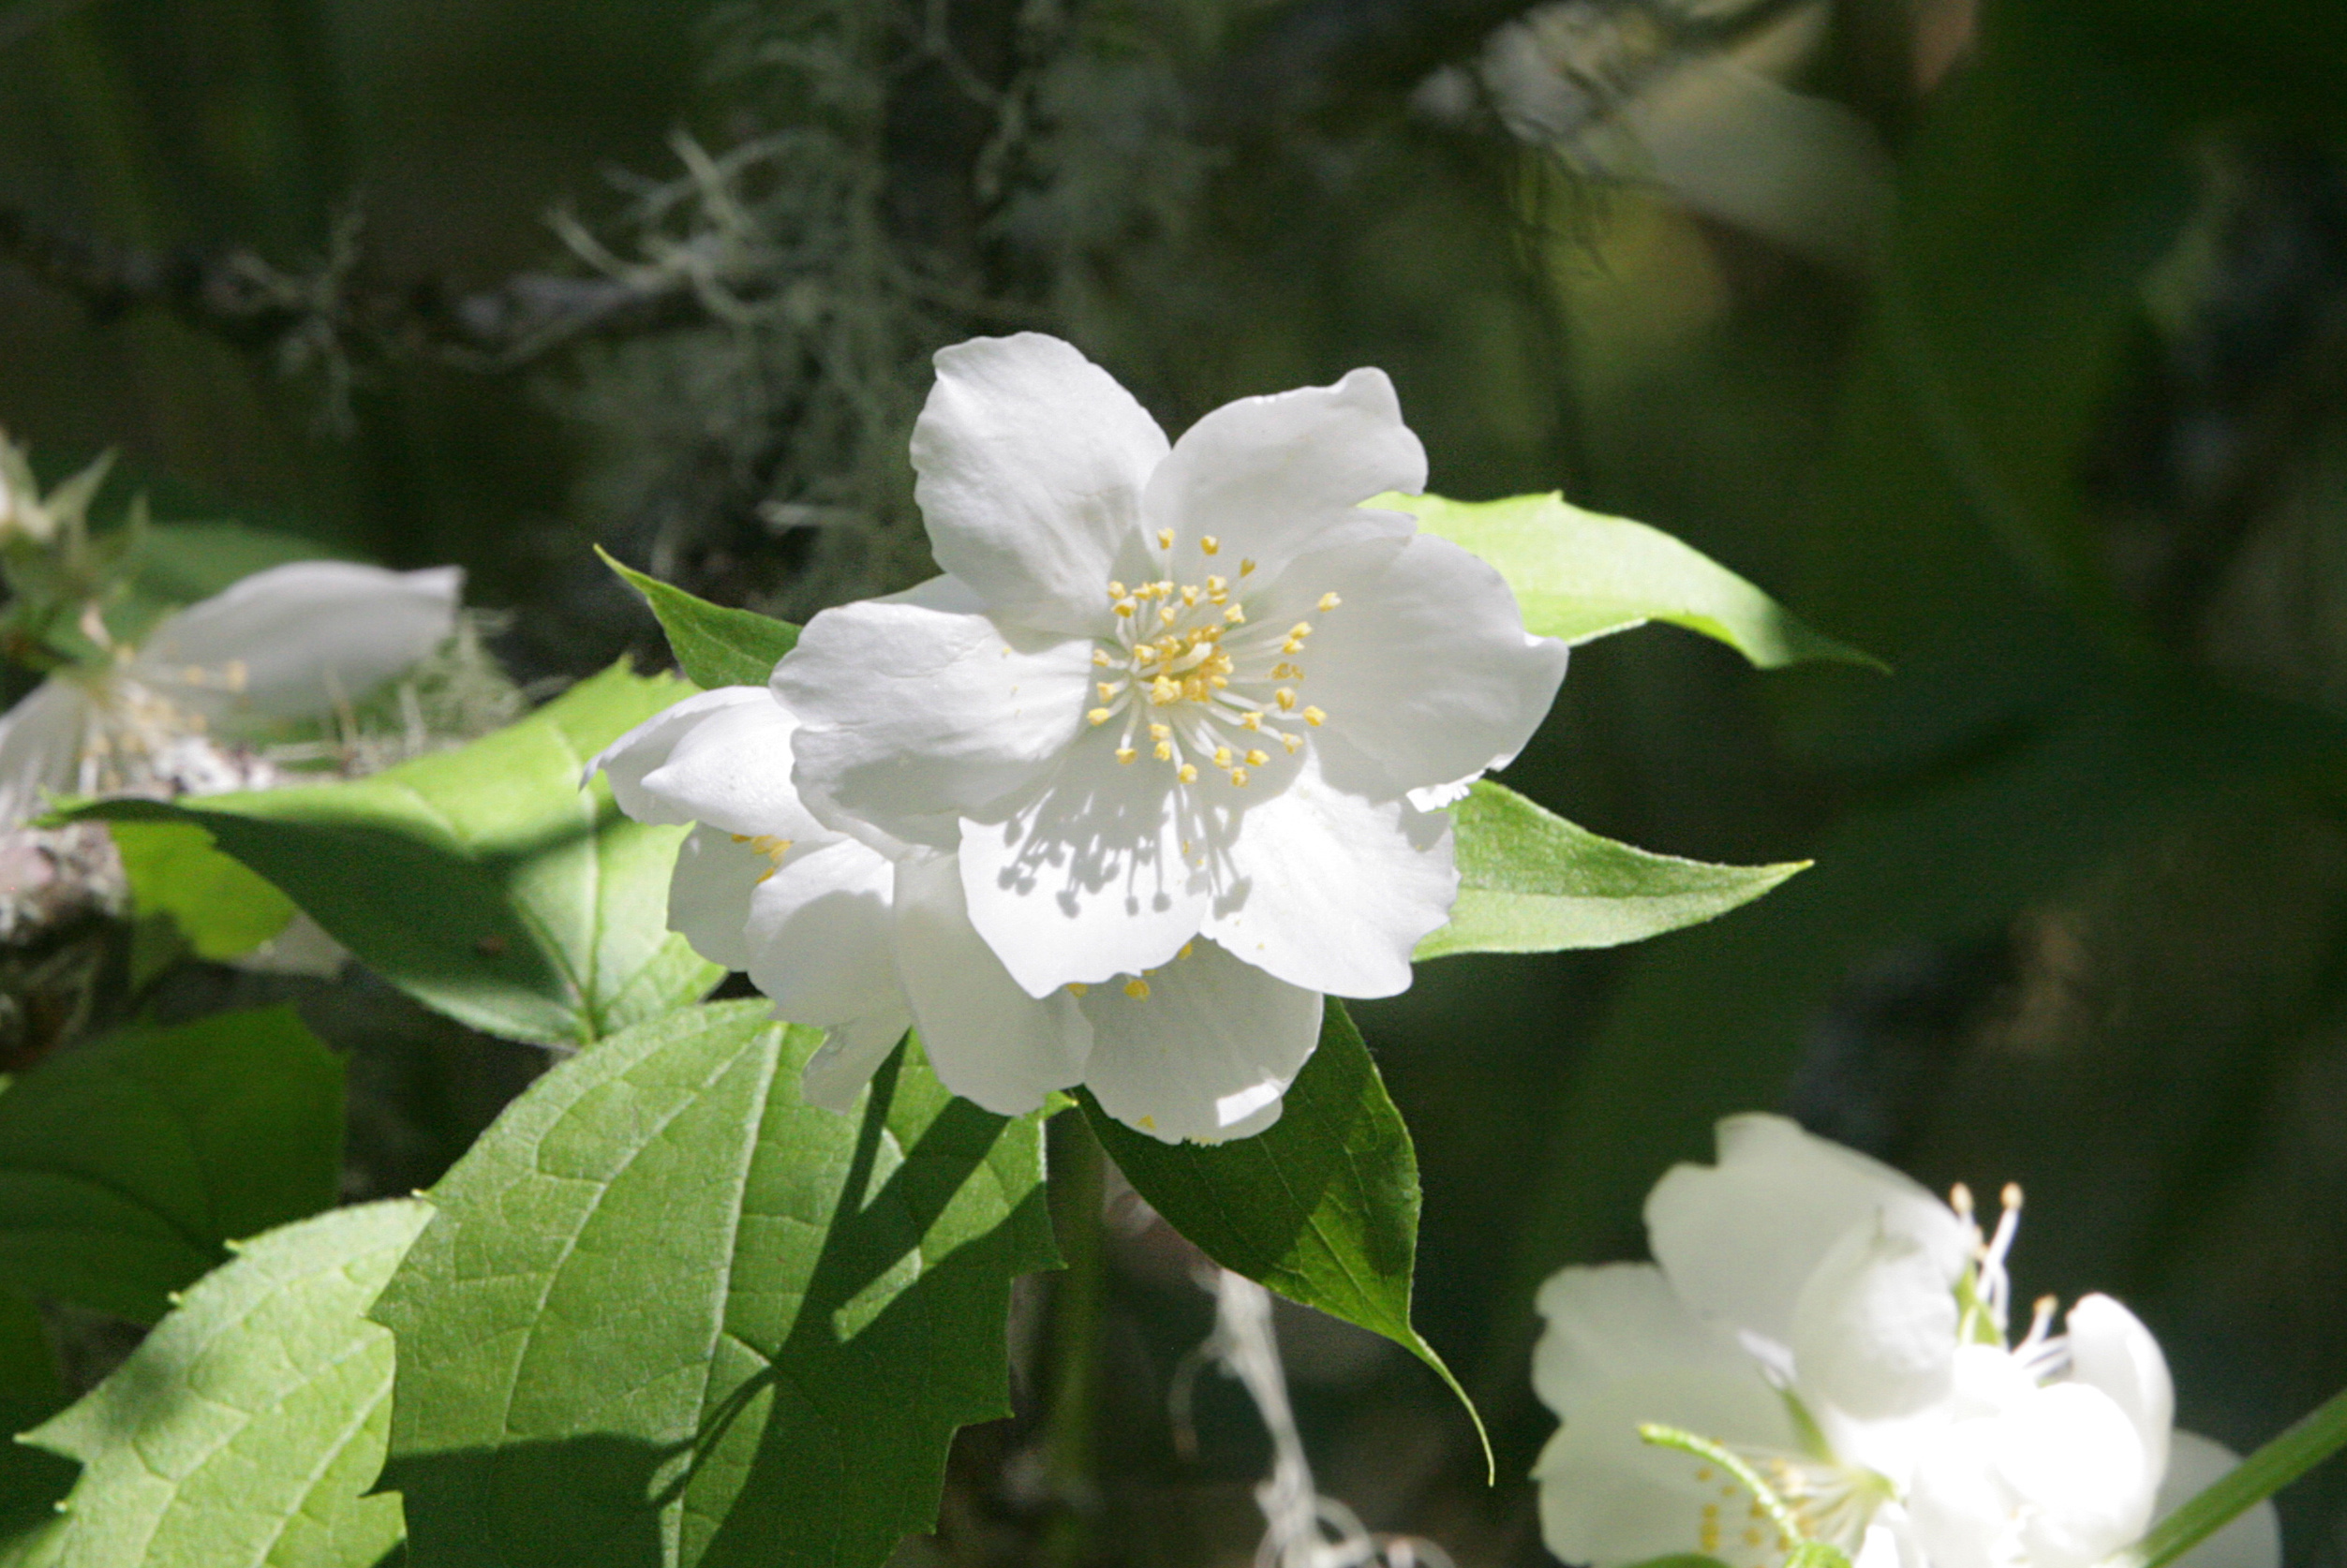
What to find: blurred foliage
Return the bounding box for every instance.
[4,0,2347,1563]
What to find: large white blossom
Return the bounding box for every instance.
[596,333,1567,1141]
[0,560,463,827]
[1532,1115,2280,1568]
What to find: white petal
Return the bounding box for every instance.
[1999,1384,2158,1568]
[1790,1217,1959,1421]
[669,823,765,970]
[2066,1293,2174,1480]
[1075,938,1321,1143]
[800,1011,914,1113]
[882,572,990,614]
[1140,368,1425,587]
[741,838,901,1028]
[911,333,1168,635]
[134,561,460,724]
[0,680,90,828]
[958,726,1209,996]
[1530,1265,1801,1568]
[598,686,835,842]
[778,600,1092,847]
[1281,532,1569,795]
[891,851,1091,1116]
[2158,1432,2280,1568]
[1906,1417,2013,1568]
[1204,735,1454,998]
[1645,1114,1972,1346]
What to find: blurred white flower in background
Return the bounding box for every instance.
[1532,1115,2280,1568]
[0,559,464,829]
[597,333,1567,1141]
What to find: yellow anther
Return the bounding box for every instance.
[729,834,794,881]
[1288,622,1314,639]
[1114,599,1136,617]
[1200,535,1220,555]
[1281,732,1302,753]
[1227,768,1249,786]
[2002,1181,2024,1210]
[1154,741,1174,762]
[1952,1182,1975,1218]
[1206,574,1226,595]
[1160,606,1178,626]
[1282,638,1305,655]
[1179,941,1195,960]
[1096,682,1121,702]
[1088,707,1115,726]
[1240,711,1263,731]
[1317,592,1342,611]
[1108,581,1127,599]
[1156,527,1174,549]
[1124,978,1151,999]
[1223,603,1245,624]
[1275,688,1297,711]
[1214,747,1233,767]
[1181,584,1200,606]
[1177,762,1197,783]
[1150,723,1171,740]
[1208,674,1228,689]
[1067,983,1088,997]
[1696,1469,1713,1483]
[1115,747,1136,765]
[1151,676,1181,703]
[1092,647,1113,667]
[1303,705,1326,727]
[1245,749,1269,767]
[1240,557,1256,575]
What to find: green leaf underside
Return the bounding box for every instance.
[1419,781,1809,959]
[0,1008,342,1324]
[72,663,720,1048]
[1078,1000,1491,1477]
[1376,490,1882,670]
[599,549,801,691]
[107,819,297,960]
[13,1199,428,1568]
[371,1000,1057,1568]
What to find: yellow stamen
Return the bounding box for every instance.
[1179,941,1195,960]
[1227,768,1249,786]
[1087,707,1114,726]
[1240,557,1255,575]
[1275,688,1297,711]
[1240,711,1263,731]
[1154,741,1174,762]
[1115,747,1136,764]
[1092,648,1113,667]
[1288,622,1313,640]
[1199,535,1220,555]
[1114,600,1136,617]
[1302,705,1326,727]
[1067,983,1088,997]
[1245,749,1269,767]
[1281,732,1302,753]
[1156,527,1173,549]
[1177,762,1197,783]
[1096,682,1121,702]
[1124,978,1150,999]
[1150,723,1170,739]
[1108,581,1126,599]
[1317,592,1342,612]
[1159,606,1178,626]
[1223,603,1245,624]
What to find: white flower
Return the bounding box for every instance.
[0,560,463,827]
[596,334,1566,1139]
[1531,1115,2280,1568]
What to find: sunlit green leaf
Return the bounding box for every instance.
[600,548,799,690]
[0,1008,343,1324]
[1377,490,1880,669]
[372,1000,1057,1568]
[73,664,719,1048]
[13,1200,428,1568]
[1419,781,1807,959]
[1080,1000,1490,1474]
[106,820,297,961]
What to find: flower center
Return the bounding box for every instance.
[1082,531,1336,788]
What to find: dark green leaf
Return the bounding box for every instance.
[599,548,799,690]
[371,1000,1057,1568]
[1419,781,1808,959]
[12,1200,428,1568]
[0,1289,73,1544]
[106,820,296,961]
[1080,1000,1490,1473]
[1381,491,1880,670]
[73,663,720,1047]
[0,1007,343,1324]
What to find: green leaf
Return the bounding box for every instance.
[13,1199,429,1568]
[1078,1000,1491,1475]
[72,664,720,1047]
[0,1289,74,1543]
[2107,1383,2347,1568]
[106,820,296,961]
[371,1000,1057,1568]
[599,548,799,689]
[1376,490,1881,670]
[0,1007,343,1324]
[1418,781,1808,959]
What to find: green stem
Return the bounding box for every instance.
[1639,1423,1809,1546]
[2109,1385,2347,1568]
[1041,1111,1106,1566]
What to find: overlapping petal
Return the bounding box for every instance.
[1645,1113,1972,1345]
[1204,735,1454,998]
[1076,937,1321,1143]
[133,561,461,725]
[958,727,1210,996]
[779,599,1093,847]
[0,679,89,827]
[667,823,766,971]
[1139,368,1425,587]
[741,837,900,1029]
[597,685,825,840]
[911,333,1168,634]
[2066,1294,2174,1479]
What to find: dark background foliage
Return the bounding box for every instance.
[3,0,2346,1563]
